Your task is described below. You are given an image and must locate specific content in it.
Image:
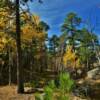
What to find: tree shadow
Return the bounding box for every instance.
[24,88,44,94]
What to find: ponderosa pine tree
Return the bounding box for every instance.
[15,0,43,93]
[61,12,81,51]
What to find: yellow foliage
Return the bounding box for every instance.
[0,8,10,29]
[0,32,16,52]
[21,24,45,41]
[0,9,46,59]
[0,8,45,42]
[21,14,45,42]
[21,12,29,21]
[32,15,40,25]
[63,46,80,69]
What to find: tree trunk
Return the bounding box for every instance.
[87,58,89,72]
[8,46,12,86]
[16,0,24,93]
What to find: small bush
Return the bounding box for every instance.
[35,93,43,100]
[44,86,53,100]
[59,72,74,92]
[35,72,74,100]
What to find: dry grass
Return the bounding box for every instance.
[0,85,35,100]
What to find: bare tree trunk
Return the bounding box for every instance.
[8,46,12,86]
[30,42,33,80]
[87,58,89,72]
[16,0,24,93]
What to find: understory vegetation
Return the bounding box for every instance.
[35,72,74,100]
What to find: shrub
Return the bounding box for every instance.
[59,72,74,92]
[35,72,74,100]
[35,93,43,100]
[57,72,74,100]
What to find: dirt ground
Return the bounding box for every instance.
[0,85,86,100]
[0,85,35,100]
[0,79,99,100]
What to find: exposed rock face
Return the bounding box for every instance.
[87,68,100,79]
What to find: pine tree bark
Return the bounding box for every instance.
[16,0,24,93]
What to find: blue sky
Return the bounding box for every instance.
[28,0,100,39]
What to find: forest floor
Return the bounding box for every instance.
[0,85,86,100]
[0,85,35,100]
[0,79,99,100]
[76,79,100,100]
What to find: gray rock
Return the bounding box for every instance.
[87,68,100,79]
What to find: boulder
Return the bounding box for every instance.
[87,68,100,79]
